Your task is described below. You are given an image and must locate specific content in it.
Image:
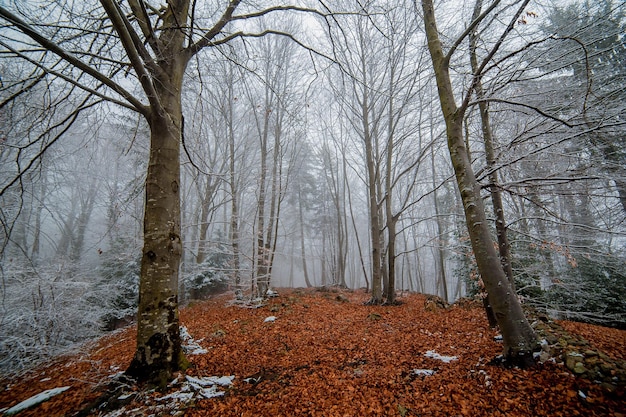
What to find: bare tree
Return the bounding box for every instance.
[0,0,329,384]
[420,0,538,365]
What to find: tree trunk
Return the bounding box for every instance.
[297,185,313,287]
[196,176,219,264]
[363,93,383,304]
[228,98,242,296]
[469,0,515,287]
[431,151,449,302]
[422,0,537,365]
[126,102,185,383]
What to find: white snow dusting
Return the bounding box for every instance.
[424,350,458,363]
[264,316,277,323]
[411,369,436,376]
[3,386,71,415]
[157,375,235,403]
[180,325,208,355]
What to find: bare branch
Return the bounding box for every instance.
[99,0,162,113]
[458,0,532,116]
[186,0,242,56]
[471,98,575,127]
[0,97,102,198]
[127,0,161,55]
[0,5,148,115]
[0,40,139,112]
[444,0,503,64]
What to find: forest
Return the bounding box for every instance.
[0,0,625,414]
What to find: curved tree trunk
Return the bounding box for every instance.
[422,0,537,365]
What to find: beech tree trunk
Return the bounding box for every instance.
[126,81,185,383]
[121,0,190,381]
[421,0,537,365]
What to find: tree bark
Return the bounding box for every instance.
[124,0,190,382]
[469,0,515,287]
[422,0,537,365]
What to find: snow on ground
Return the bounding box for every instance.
[2,386,70,415]
[159,375,235,401]
[180,325,208,355]
[411,369,436,376]
[99,374,235,417]
[424,350,458,363]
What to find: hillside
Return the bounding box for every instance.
[1,289,625,416]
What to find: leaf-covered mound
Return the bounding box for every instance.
[1,288,624,416]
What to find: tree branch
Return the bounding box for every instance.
[0,5,148,115]
[0,40,139,113]
[187,0,242,56]
[458,0,531,116]
[127,0,162,55]
[445,0,503,64]
[99,0,162,113]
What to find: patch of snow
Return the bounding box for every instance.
[479,370,492,387]
[99,408,127,417]
[157,375,235,405]
[424,350,458,363]
[199,386,226,399]
[411,369,436,376]
[4,386,71,415]
[186,375,234,387]
[493,334,503,341]
[180,325,208,355]
[266,289,279,297]
[158,391,195,402]
[264,316,277,323]
[578,390,587,400]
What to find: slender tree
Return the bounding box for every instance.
[420,0,538,365]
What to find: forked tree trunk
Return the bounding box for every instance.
[422,0,537,365]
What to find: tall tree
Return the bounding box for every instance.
[420,0,538,365]
[0,0,325,383]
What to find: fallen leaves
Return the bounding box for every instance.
[1,288,624,416]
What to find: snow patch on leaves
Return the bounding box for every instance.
[411,369,436,376]
[264,316,277,323]
[3,386,70,415]
[159,375,235,402]
[99,375,235,417]
[424,350,458,363]
[180,325,208,355]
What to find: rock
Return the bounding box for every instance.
[584,349,598,357]
[600,362,616,373]
[573,362,587,375]
[566,352,584,370]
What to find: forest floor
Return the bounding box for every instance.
[1,288,625,417]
